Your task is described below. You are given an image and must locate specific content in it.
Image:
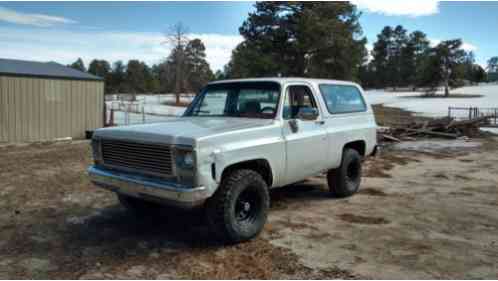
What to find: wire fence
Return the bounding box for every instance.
[104,94,195,126]
[448,106,498,127]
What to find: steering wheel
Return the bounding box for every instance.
[260,106,276,114]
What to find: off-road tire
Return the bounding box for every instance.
[118,194,161,215]
[327,148,362,197]
[206,169,270,243]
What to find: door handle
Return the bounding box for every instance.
[315,120,325,125]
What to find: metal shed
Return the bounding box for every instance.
[0,58,104,143]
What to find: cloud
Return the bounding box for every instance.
[461,42,478,52]
[0,6,77,27]
[352,0,439,17]
[0,27,242,71]
[429,39,478,52]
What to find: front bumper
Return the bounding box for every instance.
[87,165,210,208]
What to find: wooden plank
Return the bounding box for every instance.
[381,134,401,142]
[402,128,458,139]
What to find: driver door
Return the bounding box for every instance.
[282,84,328,185]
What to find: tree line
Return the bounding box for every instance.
[218,2,489,96]
[488,57,498,72]
[69,2,495,99]
[360,25,486,95]
[68,23,214,101]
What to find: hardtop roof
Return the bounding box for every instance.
[208,77,361,88]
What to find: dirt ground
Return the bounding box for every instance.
[0,137,497,279]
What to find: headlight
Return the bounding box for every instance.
[176,150,194,169]
[175,147,196,186]
[183,152,194,167]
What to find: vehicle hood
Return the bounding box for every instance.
[93,117,276,146]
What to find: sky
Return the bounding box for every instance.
[0,1,496,71]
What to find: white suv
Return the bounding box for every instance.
[88,78,377,242]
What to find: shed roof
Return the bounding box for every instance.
[0,58,103,81]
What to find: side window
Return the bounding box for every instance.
[319,84,366,114]
[283,85,318,120]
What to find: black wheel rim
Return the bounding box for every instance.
[235,187,261,223]
[346,159,360,185]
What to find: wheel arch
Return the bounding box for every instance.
[220,159,273,188]
[343,140,366,156]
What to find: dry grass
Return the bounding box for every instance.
[363,151,420,178]
[0,141,359,279]
[358,188,388,197]
[337,214,389,225]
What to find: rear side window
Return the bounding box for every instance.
[319,84,367,114]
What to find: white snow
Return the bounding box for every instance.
[364,84,498,134]
[364,84,498,118]
[394,139,481,153]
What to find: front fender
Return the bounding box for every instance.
[209,137,285,187]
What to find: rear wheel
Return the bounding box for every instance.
[327,148,362,197]
[206,169,269,243]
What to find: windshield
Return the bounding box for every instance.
[184,82,281,119]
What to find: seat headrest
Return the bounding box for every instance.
[242,100,261,113]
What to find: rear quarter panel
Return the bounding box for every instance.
[311,81,377,169]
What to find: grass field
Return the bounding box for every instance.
[1,137,497,279]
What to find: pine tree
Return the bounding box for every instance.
[227,2,366,80]
[408,31,430,89]
[184,39,214,93]
[417,39,466,96]
[69,58,86,72]
[109,61,126,93]
[436,39,466,96]
[125,60,147,94]
[487,57,498,72]
[371,26,392,88]
[88,59,111,93]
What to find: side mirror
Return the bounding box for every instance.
[289,119,299,133]
[296,107,319,121]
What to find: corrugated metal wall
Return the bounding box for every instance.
[0,76,104,143]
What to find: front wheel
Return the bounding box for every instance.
[327,148,362,197]
[206,169,269,243]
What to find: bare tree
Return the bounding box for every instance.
[164,22,189,105]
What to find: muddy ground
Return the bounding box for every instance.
[0,138,497,279]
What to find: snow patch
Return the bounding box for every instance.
[364,84,498,118]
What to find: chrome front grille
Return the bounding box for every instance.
[100,139,174,177]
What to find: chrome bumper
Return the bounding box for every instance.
[87,165,210,208]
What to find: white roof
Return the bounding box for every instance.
[208,77,361,88]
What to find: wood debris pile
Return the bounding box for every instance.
[378,116,491,142]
